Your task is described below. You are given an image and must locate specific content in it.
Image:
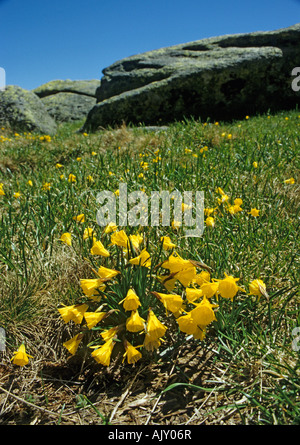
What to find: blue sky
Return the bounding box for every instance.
[1,0,300,90]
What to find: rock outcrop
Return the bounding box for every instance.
[33,79,99,122]
[81,23,300,132]
[0,85,57,135]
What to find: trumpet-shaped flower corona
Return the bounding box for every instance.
[80,278,106,299]
[120,289,141,311]
[248,279,267,300]
[63,334,83,355]
[11,344,33,366]
[217,274,245,301]
[123,340,142,364]
[84,311,106,329]
[146,310,167,339]
[126,310,145,333]
[60,232,72,246]
[110,230,130,249]
[91,339,115,366]
[58,304,88,324]
[129,249,151,268]
[90,240,110,257]
[96,266,120,280]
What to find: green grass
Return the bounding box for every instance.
[0,110,299,424]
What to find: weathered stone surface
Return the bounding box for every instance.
[33,79,99,123]
[82,23,300,131]
[33,79,99,98]
[40,92,96,123]
[0,85,57,134]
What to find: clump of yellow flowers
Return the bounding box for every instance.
[58,226,267,368]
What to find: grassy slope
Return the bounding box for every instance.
[0,110,299,424]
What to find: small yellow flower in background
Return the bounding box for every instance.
[120,289,141,311]
[204,207,215,216]
[84,311,106,329]
[0,183,5,196]
[91,151,97,156]
[83,132,88,137]
[63,333,83,355]
[171,220,181,230]
[80,278,106,299]
[13,192,21,199]
[90,240,110,257]
[161,236,176,250]
[110,230,129,249]
[73,213,85,223]
[27,180,33,187]
[68,173,76,183]
[205,216,215,228]
[129,234,144,250]
[245,115,249,120]
[96,266,120,280]
[87,175,94,182]
[42,182,51,191]
[60,232,72,246]
[123,340,142,365]
[104,222,118,234]
[138,173,144,179]
[60,174,65,180]
[126,310,145,332]
[56,163,63,169]
[284,178,295,184]
[83,227,95,241]
[249,208,260,217]
[129,248,151,268]
[11,344,33,366]
[76,157,82,162]
[248,279,268,300]
[114,189,120,196]
[40,135,51,142]
[185,148,193,154]
[253,161,258,168]
[227,133,232,140]
[58,303,88,324]
[91,339,115,366]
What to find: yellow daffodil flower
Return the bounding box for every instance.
[126,310,145,333]
[73,213,85,223]
[216,273,245,301]
[154,292,183,314]
[80,278,106,299]
[123,340,142,365]
[110,230,130,249]
[11,344,33,366]
[63,333,83,355]
[84,311,106,329]
[160,236,176,250]
[91,339,115,366]
[129,248,151,268]
[90,240,110,257]
[119,289,141,311]
[146,309,167,340]
[60,232,72,246]
[58,303,88,324]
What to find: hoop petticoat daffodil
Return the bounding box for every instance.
[11,344,33,366]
